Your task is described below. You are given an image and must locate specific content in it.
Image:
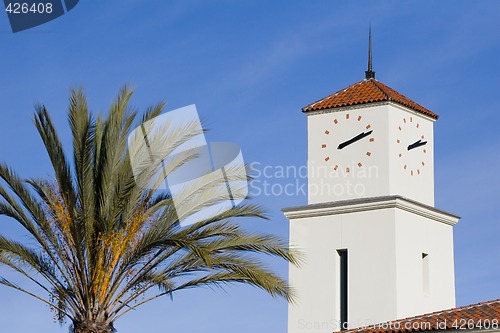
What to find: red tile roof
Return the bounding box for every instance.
[339,299,500,333]
[302,78,438,119]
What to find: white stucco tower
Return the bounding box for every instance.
[284,37,460,333]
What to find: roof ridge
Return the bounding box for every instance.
[368,79,391,101]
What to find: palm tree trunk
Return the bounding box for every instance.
[72,321,115,333]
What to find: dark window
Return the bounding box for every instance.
[422,253,429,294]
[337,249,348,330]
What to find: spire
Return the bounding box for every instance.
[365,24,375,80]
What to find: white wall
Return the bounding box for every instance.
[307,104,390,204]
[388,105,435,206]
[289,102,456,333]
[307,103,435,206]
[286,198,458,333]
[394,209,456,318]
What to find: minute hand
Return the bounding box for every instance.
[407,139,427,151]
[337,130,373,150]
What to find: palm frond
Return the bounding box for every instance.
[0,86,299,331]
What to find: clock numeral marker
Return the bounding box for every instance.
[346,114,350,119]
[346,167,350,173]
[397,139,400,144]
[417,169,421,174]
[422,161,425,166]
[358,162,363,167]
[416,123,420,128]
[398,126,402,131]
[366,152,372,156]
[403,118,406,123]
[410,117,413,122]
[404,165,407,170]
[399,153,402,158]
[334,165,338,171]
[366,124,371,129]
[411,170,414,176]
[325,130,330,135]
[423,149,427,153]
[369,138,374,142]
[325,157,330,162]
[322,144,326,148]
[421,135,425,139]
[357,115,362,121]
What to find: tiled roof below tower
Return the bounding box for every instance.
[338,299,500,333]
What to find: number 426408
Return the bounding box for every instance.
[5,2,54,14]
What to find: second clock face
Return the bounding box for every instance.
[396,116,430,176]
[321,112,376,173]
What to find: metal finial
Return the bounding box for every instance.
[365,25,375,79]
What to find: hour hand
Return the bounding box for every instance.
[407,139,427,151]
[337,130,373,150]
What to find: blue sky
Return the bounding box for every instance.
[1,1,500,332]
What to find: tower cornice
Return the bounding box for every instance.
[283,195,460,226]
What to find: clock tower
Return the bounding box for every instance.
[284,32,460,333]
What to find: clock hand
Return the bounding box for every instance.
[407,139,428,151]
[337,130,373,150]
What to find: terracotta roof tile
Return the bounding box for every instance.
[303,79,438,119]
[338,299,500,333]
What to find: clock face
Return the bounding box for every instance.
[321,112,376,173]
[396,116,430,176]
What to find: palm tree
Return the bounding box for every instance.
[0,87,299,333]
